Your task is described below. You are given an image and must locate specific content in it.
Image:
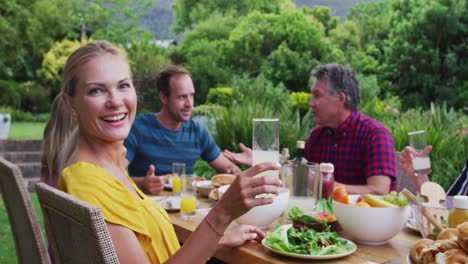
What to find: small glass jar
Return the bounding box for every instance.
[448,195,468,228]
[320,163,334,199]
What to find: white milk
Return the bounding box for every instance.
[413,156,431,174]
[252,150,280,178]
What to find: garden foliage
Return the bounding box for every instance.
[1,0,466,190]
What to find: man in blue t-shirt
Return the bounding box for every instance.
[124,65,240,194]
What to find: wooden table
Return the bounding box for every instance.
[157,192,420,263]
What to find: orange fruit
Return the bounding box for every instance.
[355,202,371,207]
[332,186,349,204]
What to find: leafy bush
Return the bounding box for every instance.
[359,74,400,125]
[192,104,225,117]
[194,159,216,179]
[10,111,50,122]
[37,39,82,96]
[126,39,170,113]
[1,105,50,122]
[290,91,311,118]
[231,74,291,113]
[205,87,233,107]
[208,74,314,156]
[0,80,27,108]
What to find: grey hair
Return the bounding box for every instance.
[311,63,360,111]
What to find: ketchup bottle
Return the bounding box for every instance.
[320,163,334,199]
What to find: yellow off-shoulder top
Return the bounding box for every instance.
[58,161,180,263]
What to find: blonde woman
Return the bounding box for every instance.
[52,40,281,263]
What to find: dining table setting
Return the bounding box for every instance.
[150,180,425,264]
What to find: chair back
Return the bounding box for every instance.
[0,157,51,264]
[35,182,119,264]
[396,151,419,194]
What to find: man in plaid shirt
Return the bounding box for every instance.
[224,63,397,194]
[304,64,396,194]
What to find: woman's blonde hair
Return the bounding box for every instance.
[41,41,128,185]
[40,94,77,186]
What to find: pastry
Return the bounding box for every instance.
[438,228,459,241]
[208,188,219,201]
[211,174,236,187]
[435,249,468,264]
[456,222,468,253]
[410,238,434,263]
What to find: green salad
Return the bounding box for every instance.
[265,224,352,256]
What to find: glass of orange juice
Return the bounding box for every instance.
[180,174,197,220]
[172,162,185,195]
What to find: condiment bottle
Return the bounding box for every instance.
[280,148,290,165]
[320,163,334,199]
[448,195,468,228]
[293,141,308,196]
[279,147,290,188]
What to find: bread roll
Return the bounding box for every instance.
[418,239,460,264]
[211,174,236,187]
[208,188,218,201]
[456,222,468,253]
[410,238,434,263]
[430,239,460,253]
[438,228,459,241]
[435,249,468,264]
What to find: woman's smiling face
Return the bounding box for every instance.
[69,53,137,143]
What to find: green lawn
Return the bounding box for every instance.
[0,193,46,264]
[8,122,45,139]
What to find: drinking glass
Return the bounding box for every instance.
[172,162,186,195]
[180,174,197,220]
[252,118,280,178]
[281,162,321,222]
[408,130,431,175]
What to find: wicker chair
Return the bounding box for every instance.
[0,157,51,264]
[35,182,119,264]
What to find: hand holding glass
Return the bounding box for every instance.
[408,130,431,175]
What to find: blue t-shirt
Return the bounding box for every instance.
[124,114,221,177]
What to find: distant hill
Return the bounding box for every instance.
[141,0,376,39]
[293,0,376,18]
[141,0,175,39]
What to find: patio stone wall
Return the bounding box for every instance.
[0,139,42,191]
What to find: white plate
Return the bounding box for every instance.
[261,237,357,260]
[151,196,200,212]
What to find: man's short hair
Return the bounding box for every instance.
[311,63,360,111]
[156,65,192,97]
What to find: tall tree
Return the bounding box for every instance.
[75,0,155,43]
[347,0,392,56]
[0,0,74,82]
[223,11,324,91]
[382,0,468,109]
[172,0,294,34]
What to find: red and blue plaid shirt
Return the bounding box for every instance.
[305,111,397,191]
